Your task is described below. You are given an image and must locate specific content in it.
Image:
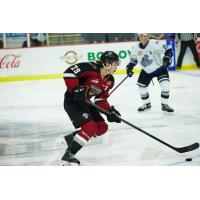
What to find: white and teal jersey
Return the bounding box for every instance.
[130,39,169,74]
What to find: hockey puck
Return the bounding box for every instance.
[185,158,192,162]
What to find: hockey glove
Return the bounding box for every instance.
[72,85,85,102]
[163,56,172,67]
[107,106,121,123]
[126,64,134,77]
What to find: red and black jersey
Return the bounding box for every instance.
[63,62,114,110]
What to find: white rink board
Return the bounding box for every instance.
[0,42,134,77]
[0,40,195,78]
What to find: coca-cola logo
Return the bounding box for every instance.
[0,54,21,69]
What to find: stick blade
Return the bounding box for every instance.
[176,142,199,153]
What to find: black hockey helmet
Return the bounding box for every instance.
[100,51,120,66]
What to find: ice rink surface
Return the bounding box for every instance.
[0,70,200,166]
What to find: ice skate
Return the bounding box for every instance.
[176,66,181,70]
[138,103,151,112]
[161,103,174,113]
[61,149,80,165]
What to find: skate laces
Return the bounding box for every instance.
[67,150,75,158]
[165,104,170,109]
[141,103,150,109]
[163,104,170,109]
[141,104,147,109]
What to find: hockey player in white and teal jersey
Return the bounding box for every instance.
[126,33,174,112]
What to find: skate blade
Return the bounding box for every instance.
[61,161,80,166]
[138,108,151,112]
[162,110,174,115]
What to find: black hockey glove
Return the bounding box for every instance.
[107,106,121,123]
[126,64,134,77]
[163,56,172,67]
[72,85,85,102]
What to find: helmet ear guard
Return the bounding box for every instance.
[102,63,112,70]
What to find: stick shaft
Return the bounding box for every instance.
[108,75,129,97]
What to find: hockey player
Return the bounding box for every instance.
[62,51,121,165]
[126,33,174,112]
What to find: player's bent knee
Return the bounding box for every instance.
[96,121,108,136]
[81,121,98,138]
[160,80,170,92]
[138,86,148,95]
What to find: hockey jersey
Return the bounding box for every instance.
[129,39,171,74]
[63,62,114,110]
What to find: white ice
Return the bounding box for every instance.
[0,70,200,166]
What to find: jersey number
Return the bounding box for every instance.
[71,65,81,74]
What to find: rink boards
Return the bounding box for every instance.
[1,40,199,82]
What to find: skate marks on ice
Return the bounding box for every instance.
[0,121,68,166]
[1,120,199,166]
[0,117,199,166]
[0,118,167,166]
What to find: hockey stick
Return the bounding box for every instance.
[108,75,129,97]
[86,99,199,153]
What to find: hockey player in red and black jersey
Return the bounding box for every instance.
[62,51,121,165]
